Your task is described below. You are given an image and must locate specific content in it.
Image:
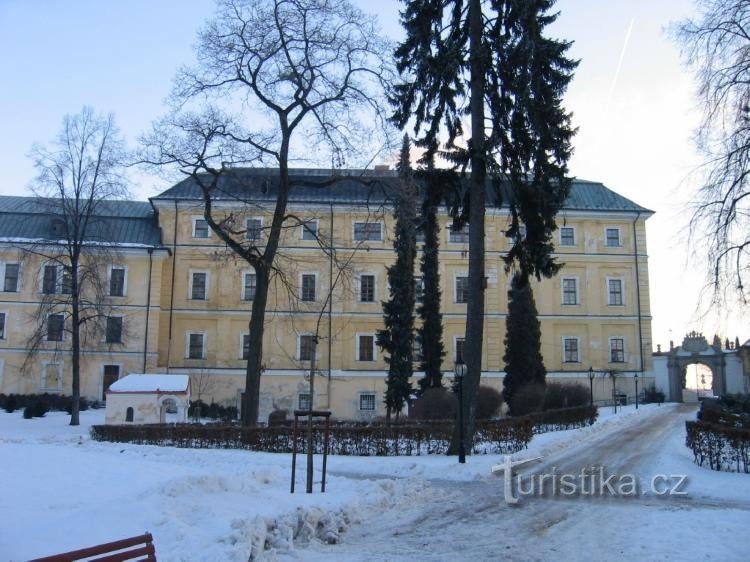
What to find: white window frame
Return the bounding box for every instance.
[192,217,210,239]
[104,315,124,344]
[186,331,206,360]
[454,274,469,304]
[300,272,318,302]
[604,227,621,247]
[352,221,383,242]
[40,263,72,295]
[562,336,580,363]
[606,277,625,306]
[189,269,209,301]
[301,219,319,241]
[108,265,128,297]
[241,270,257,302]
[240,332,250,360]
[561,276,579,306]
[356,333,377,362]
[447,222,470,244]
[358,273,377,303]
[559,226,576,246]
[40,361,63,391]
[1,262,20,293]
[46,313,65,342]
[297,333,316,361]
[609,336,626,363]
[453,336,465,364]
[0,310,7,340]
[358,392,376,412]
[245,217,264,241]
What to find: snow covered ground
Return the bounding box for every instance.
[1,403,747,561]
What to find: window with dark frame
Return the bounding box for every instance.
[360,275,375,302]
[42,265,57,294]
[242,334,250,360]
[299,334,314,361]
[359,393,376,411]
[193,219,209,238]
[302,220,318,240]
[47,314,64,341]
[61,268,73,295]
[610,338,625,363]
[105,316,123,344]
[243,273,256,301]
[455,276,469,303]
[608,279,623,305]
[246,218,263,241]
[560,227,575,246]
[298,393,311,411]
[301,274,316,302]
[415,277,424,303]
[191,272,207,300]
[412,338,423,362]
[3,263,18,292]
[353,222,382,241]
[562,278,578,305]
[109,267,125,297]
[563,338,579,363]
[605,228,620,247]
[0,312,5,339]
[188,333,205,359]
[358,335,374,361]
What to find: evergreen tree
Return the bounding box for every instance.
[416,168,450,393]
[736,336,741,350]
[393,0,577,451]
[502,273,546,414]
[378,136,418,421]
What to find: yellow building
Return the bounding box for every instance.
[0,169,653,420]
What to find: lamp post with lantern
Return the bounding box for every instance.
[454,359,467,464]
[588,367,595,406]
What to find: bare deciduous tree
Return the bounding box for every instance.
[140,0,394,425]
[24,107,129,425]
[675,0,750,304]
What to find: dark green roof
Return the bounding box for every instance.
[151,168,652,214]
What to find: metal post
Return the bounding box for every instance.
[611,371,617,414]
[290,415,298,493]
[321,415,330,493]
[634,372,639,409]
[458,379,466,463]
[588,367,594,406]
[306,336,318,494]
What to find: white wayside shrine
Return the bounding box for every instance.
[105,374,190,425]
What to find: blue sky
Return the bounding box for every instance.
[0,0,742,350]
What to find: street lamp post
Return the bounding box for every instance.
[634,372,639,410]
[454,360,467,464]
[588,367,595,406]
[610,370,618,414]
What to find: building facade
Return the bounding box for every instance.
[0,169,654,420]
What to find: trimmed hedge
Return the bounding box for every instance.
[90,405,598,456]
[0,393,88,414]
[685,420,750,473]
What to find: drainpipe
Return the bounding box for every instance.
[326,202,334,409]
[632,211,645,375]
[142,247,154,373]
[166,200,179,373]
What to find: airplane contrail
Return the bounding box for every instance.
[604,18,635,116]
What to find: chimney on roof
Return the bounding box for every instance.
[374,164,390,171]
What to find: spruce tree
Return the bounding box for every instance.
[502,273,546,414]
[378,136,417,421]
[393,0,577,451]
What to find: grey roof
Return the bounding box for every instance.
[0,196,162,247]
[151,168,652,214]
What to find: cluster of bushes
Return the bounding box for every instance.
[643,385,665,404]
[92,416,535,456]
[1,393,89,417]
[685,420,750,473]
[409,385,504,421]
[187,399,238,422]
[510,382,590,416]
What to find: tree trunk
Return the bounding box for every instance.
[69,258,81,426]
[450,0,486,455]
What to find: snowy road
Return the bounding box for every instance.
[285,404,750,562]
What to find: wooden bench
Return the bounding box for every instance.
[29,532,156,562]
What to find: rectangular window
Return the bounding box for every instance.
[109,267,126,297]
[358,335,375,361]
[412,338,423,362]
[102,364,120,401]
[449,223,469,243]
[608,279,623,306]
[455,338,465,363]
[241,334,250,360]
[563,338,579,363]
[610,338,625,363]
[353,222,382,241]
[105,316,123,344]
[605,228,621,247]
[562,278,578,305]
[42,265,57,294]
[246,218,263,241]
[302,220,318,240]
[47,314,64,341]
[3,263,19,292]
[243,273,256,301]
[415,277,424,304]
[61,268,73,295]
[42,363,61,391]
[359,392,376,412]
[193,218,209,238]
[299,334,314,361]
[455,276,469,304]
[0,312,5,339]
[560,227,575,246]
[298,393,311,411]
[301,274,316,302]
[360,275,375,303]
[188,333,205,359]
[191,272,207,300]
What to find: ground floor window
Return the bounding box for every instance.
[359,392,376,412]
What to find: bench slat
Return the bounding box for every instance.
[29,533,154,562]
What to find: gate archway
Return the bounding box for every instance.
[667,332,726,402]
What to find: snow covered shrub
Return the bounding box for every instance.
[3,394,19,413]
[511,384,545,416]
[543,383,589,410]
[686,420,750,473]
[476,386,503,419]
[32,401,49,417]
[643,385,665,404]
[268,409,288,426]
[23,405,34,419]
[409,388,456,420]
